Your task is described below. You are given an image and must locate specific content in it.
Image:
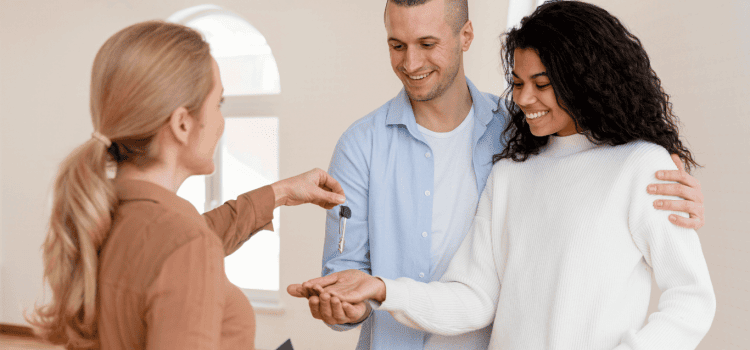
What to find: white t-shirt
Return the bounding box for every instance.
[418,106,489,350]
[417,106,479,281]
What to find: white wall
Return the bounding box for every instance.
[1,0,748,349]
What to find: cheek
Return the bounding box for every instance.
[390,52,402,71]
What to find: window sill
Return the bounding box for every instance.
[242,289,286,316]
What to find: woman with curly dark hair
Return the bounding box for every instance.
[297,1,716,349]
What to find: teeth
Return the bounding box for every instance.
[409,72,430,80]
[526,111,549,119]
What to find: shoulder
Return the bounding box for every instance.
[339,98,393,140]
[618,141,677,172]
[115,200,221,264]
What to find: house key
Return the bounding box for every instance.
[338,205,351,253]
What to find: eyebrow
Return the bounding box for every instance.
[388,35,440,42]
[511,71,548,79]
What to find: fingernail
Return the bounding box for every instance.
[669,215,676,222]
[337,195,345,202]
[654,200,662,208]
[656,171,664,178]
[648,185,656,192]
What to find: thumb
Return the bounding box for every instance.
[310,186,345,205]
[287,284,307,298]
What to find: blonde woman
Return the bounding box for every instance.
[28,21,345,349]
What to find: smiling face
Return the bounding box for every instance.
[512,48,577,137]
[385,0,467,102]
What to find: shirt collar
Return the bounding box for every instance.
[385,77,495,128]
[115,178,199,216]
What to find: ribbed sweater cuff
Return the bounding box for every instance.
[375,277,410,312]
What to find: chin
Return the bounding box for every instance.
[528,128,550,137]
[195,163,216,176]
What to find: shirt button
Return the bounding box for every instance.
[425,152,431,158]
[425,190,430,196]
[419,272,425,278]
[422,231,428,238]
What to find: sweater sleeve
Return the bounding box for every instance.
[616,144,716,350]
[202,185,275,256]
[375,165,502,336]
[145,234,227,350]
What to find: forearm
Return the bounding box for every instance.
[202,185,275,255]
[375,276,496,336]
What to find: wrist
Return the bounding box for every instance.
[374,277,387,302]
[270,181,288,208]
[353,301,372,323]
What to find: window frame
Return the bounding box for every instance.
[169,6,286,313]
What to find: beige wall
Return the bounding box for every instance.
[0,0,748,349]
[584,1,750,348]
[0,0,398,348]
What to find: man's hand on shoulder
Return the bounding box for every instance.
[647,154,705,230]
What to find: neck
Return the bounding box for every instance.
[411,72,473,133]
[115,158,189,193]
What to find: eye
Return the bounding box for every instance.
[536,83,551,89]
[512,82,522,88]
[219,97,225,105]
[421,43,435,48]
[391,43,405,50]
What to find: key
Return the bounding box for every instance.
[338,205,351,253]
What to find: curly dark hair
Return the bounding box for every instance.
[493,0,698,172]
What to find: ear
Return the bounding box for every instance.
[460,20,474,52]
[167,107,193,146]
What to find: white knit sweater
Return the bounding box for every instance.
[376,133,716,350]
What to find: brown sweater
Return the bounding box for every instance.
[98,179,275,350]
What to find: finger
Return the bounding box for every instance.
[286,284,307,298]
[319,293,335,324]
[309,296,322,320]
[330,296,348,323]
[668,213,703,230]
[646,183,698,202]
[310,187,345,209]
[342,301,366,322]
[653,199,704,217]
[670,154,686,173]
[304,274,339,289]
[654,169,700,190]
[317,169,346,198]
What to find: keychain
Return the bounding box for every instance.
[338,205,351,253]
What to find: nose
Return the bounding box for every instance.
[402,47,423,74]
[514,83,537,108]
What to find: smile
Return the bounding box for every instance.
[408,72,431,80]
[525,111,549,119]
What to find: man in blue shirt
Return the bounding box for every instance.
[289,0,706,349]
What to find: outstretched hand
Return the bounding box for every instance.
[648,154,705,229]
[271,168,345,209]
[287,269,386,325]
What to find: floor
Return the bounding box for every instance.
[0,334,64,349]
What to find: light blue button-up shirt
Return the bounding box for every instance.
[322,78,510,350]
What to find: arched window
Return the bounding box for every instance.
[171,5,282,306]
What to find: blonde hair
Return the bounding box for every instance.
[28,20,214,349]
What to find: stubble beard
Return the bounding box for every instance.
[404,50,462,103]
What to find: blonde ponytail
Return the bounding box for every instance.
[29,137,114,349]
[28,20,213,349]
